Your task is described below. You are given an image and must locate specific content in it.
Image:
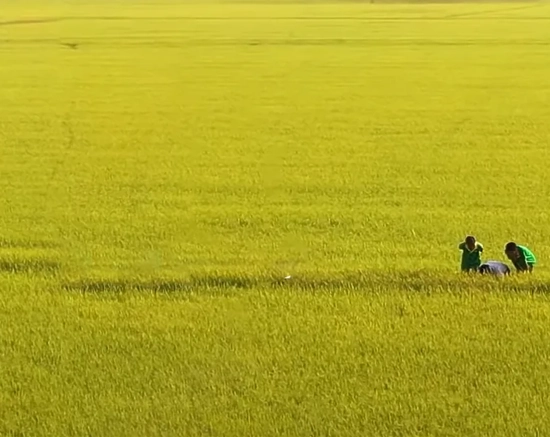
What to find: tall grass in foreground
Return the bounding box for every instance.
[3,270,550,437]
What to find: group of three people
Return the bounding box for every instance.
[459,236,536,276]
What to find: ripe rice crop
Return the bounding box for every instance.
[1,1,550,435]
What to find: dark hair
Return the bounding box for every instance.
[465,235,476,244]
[505,242,517,252]
[478,264,489,274]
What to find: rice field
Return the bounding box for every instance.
[1,1,550,435]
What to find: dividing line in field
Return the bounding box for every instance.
[442,2,544,18]
[0,18,61,26]
[1,10,550,27]
[2,37,548,48]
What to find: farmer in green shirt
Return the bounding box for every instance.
[505,242,536,272]
[459,235,483,272]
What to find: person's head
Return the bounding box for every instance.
[465,235,476,250]
[505,242,519,260]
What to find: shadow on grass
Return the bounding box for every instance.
[62,270,550,294]
[0,238,59,249]
[63,276,257,293]
[0,258,61,274]
[292,271,550,294]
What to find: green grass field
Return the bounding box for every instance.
[2,1,550,435]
